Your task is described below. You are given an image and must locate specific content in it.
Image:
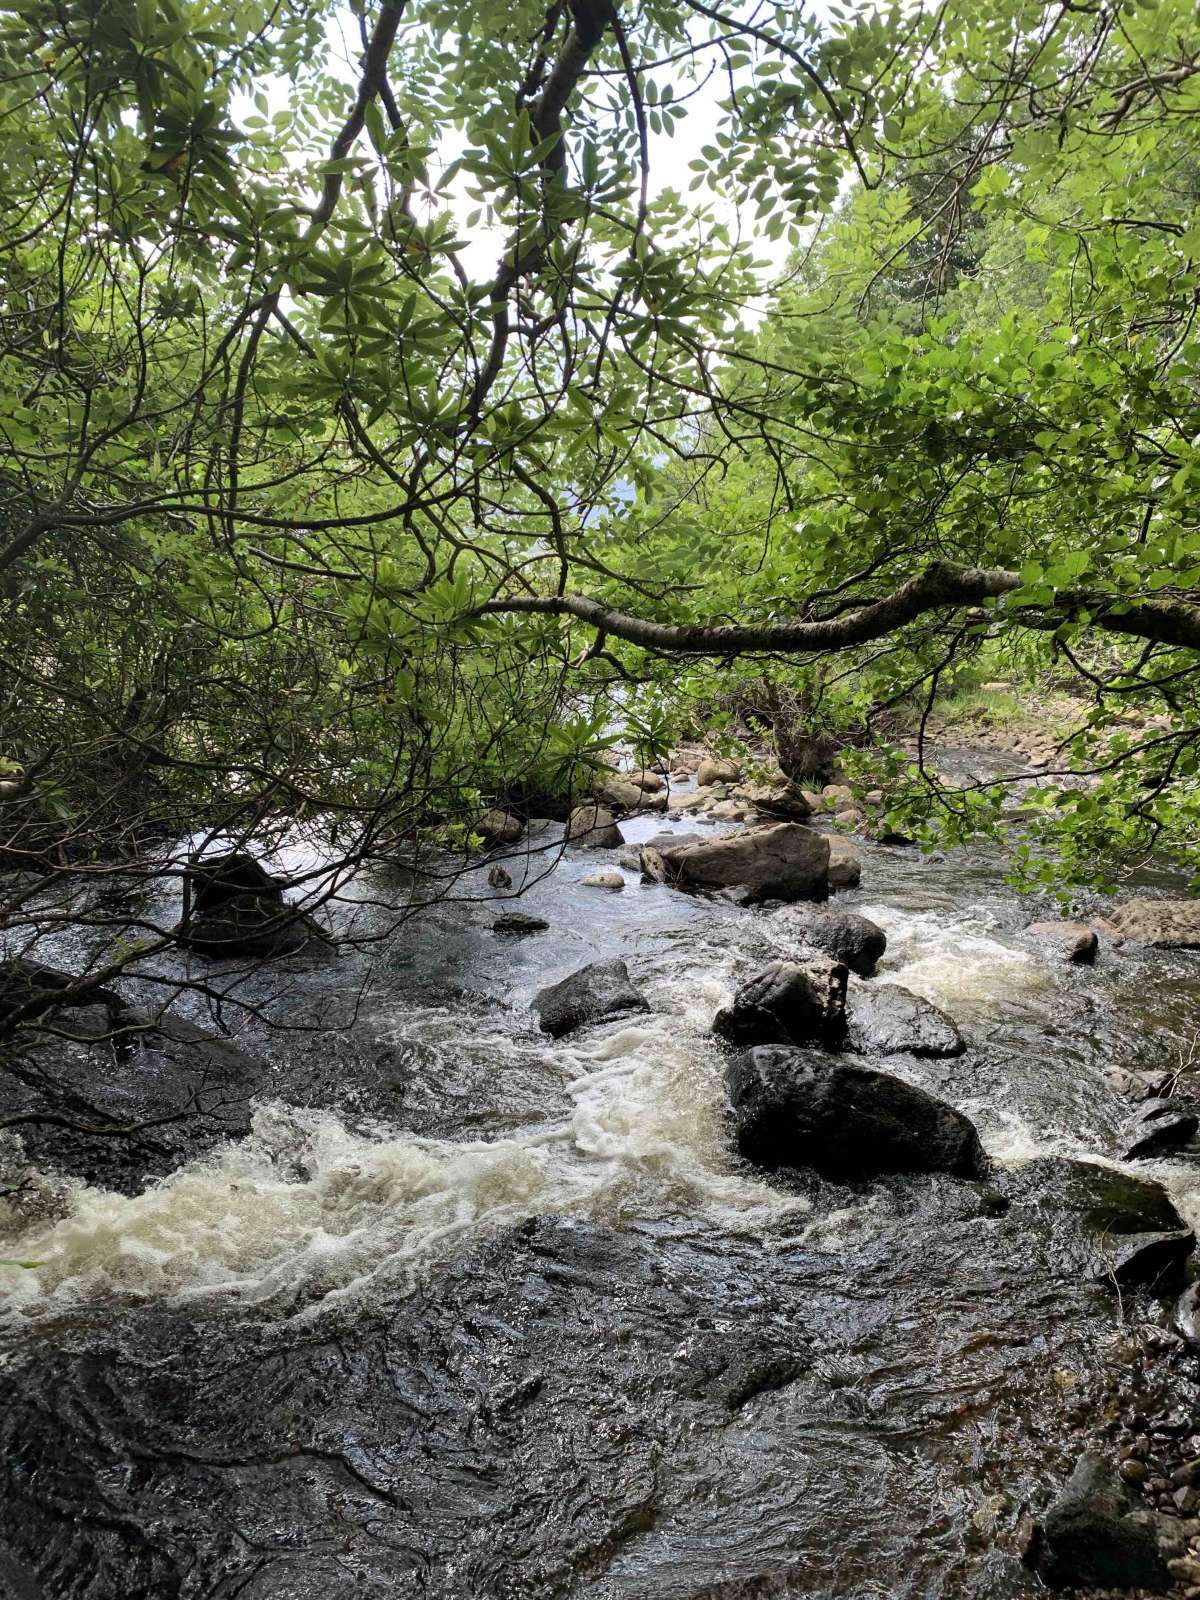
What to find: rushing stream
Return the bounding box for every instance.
[3,756,1200,1599]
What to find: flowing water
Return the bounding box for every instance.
[3,763,1200,1599]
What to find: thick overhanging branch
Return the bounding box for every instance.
[475,561,1200,656]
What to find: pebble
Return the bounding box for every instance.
[1119,1457,1149,1484]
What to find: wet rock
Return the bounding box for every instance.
[493,913,548,936]
[175,852,327,959]
[713,960,847,1050]
[566,803,624,848]
[1171,1282,1200,1351]
[1121,1099,1199,1161]
[1001,1158,1186,1240]
[727,1044,986,1179]
[1028,920,1098,964]
[476,809,523,848]
[532,958,650,1038]
[738,782,812,822]
[640,823,829,904]
[827,837,862,889]
[580,872,624,892]
[1029,1452,1183,1589]
[780,909,886,978]
[846,983,966,1058]
[1108,898,1200,949]
[1093,1230,1194,1293]
[487,863,513,890]
[696,755,741,787]
[0,1003,262,1192]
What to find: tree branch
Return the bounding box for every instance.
[474,562,1200,656]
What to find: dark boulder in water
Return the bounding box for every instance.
[778,909,887,978]
[1093,1229,1194,1292]
[493,912,548,936]
[846,982,965,1058]
[726,1044,986,1180]
[176,852,327,959]
[1120,1098,1199,1161]
[532,958,650,1038]
[713,960,847,1050]
[1028,1453,1183,1589]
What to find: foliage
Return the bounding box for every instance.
[2,0,1200,958]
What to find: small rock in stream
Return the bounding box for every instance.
[580,872,624,892]
[566,803,624,848]
[775,908,887,978]
[532,958,650,1037]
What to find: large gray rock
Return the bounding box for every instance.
[1107,897,1200,948]
[640,823,829,904]
[566,804,624,849]
[713,960,847,1050]
[1029,1453,1183,1589]
[778,909,886,978]
[175,852,327,959]
[532,958,650,1038]
[846,982,965,1058]
[727,1045,985,1180]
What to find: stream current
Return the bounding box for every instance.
[3,758,1200,1599]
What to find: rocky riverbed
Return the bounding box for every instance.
[5,753,1200,1598]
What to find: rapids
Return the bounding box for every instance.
[3,758,1200,1598]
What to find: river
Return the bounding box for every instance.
[2,757,1200,1598]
